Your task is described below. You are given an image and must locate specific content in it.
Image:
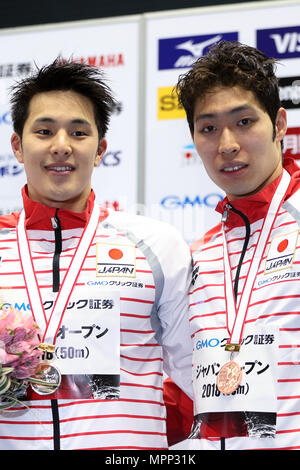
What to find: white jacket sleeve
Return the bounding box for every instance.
[154,224,193,399]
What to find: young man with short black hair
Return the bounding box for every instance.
[0,59,193,450]
[165,41,300,450]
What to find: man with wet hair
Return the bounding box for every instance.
[165,41,300,450]
[0,59,193,450]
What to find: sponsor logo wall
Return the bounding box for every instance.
[0,1,300,244]
[145,0,300,243]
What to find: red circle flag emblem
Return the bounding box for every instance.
[277,239,288,253]
[108,248,124,260]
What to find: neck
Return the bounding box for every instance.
[227,158,283,202]
[27,188,91,213]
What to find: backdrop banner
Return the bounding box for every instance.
[0,17,140,215]
[144,0,300,243]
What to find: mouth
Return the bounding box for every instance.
[221,163,248,173]
[45,164,75,173]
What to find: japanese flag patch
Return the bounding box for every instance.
[96,241,136,277]
[264,230,299,274]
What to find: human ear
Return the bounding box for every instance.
[275,108,287,142]
[94,138,107,167]
[11,133,24,163]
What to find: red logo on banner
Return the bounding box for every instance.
[102,200,121,211]
[73,54,124,68]
[283,127,300,159]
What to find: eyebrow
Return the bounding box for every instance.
[33,117,92,127]
[195,104,255,123]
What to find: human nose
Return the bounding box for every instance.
[218,128,240,155]
[50,130,72,157]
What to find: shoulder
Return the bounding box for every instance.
[105,209,187,245]
[0,211,20,229]
[104,210,191,271]
[190,222,222,255]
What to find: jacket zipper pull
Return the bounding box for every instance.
[51,211,62,293]
[221,203,230,223]
[51,217,58,230]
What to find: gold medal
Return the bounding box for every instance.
[217,360,242,395]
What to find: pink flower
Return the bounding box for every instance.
[0,310,19,331]
[11,350,41,379]
[6,340,33,355]
[13,327,27,342]
[0,306,42,380]
[0,332,13,346]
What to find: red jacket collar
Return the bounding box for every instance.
[22,185,108,230]
[216,157,300,227]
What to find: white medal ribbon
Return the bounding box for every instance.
[222,169,291,346]
[17,203,100,344]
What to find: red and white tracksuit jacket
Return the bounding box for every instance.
[0,186,193,450]
[165,158,300,450]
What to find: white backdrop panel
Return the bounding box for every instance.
[0,17,140,215]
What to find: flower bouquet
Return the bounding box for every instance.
[0,303,59,409]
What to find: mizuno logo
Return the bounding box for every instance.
[175,35,222,58]
[158,32,238,70]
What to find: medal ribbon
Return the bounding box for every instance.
[17,203,100,345]
[222,169,291,347]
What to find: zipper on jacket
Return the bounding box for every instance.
[51,399,60,450]
[221,203,230,223]
[51,210,62,293]
[50,211,62,449]
[224,203,251,302]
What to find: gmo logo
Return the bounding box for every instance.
[0,111,12,125]
[196,338,220,350]
[161,193,223,209]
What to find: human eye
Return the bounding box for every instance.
[204,125,216,133]
[237,117,253,127]
[198,124,217,134]
[70,125,91,137]
[71,130,86,136]
[36,129,51,135]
